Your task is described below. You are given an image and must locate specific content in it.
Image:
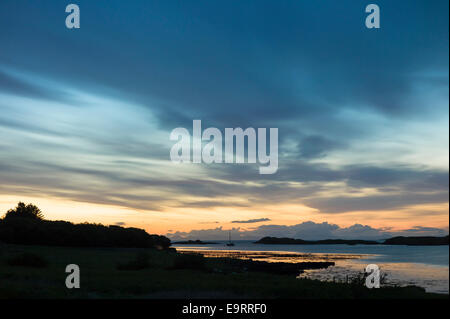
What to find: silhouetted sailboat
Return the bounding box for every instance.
[226,230,235,246]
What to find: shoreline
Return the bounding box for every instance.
[175,246,449,294]
[0,243,448,298]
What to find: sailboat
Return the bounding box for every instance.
[226,230,235,246]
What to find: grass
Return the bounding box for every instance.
[7,252,48,268]
[172,253,206,270]
[0,243,446,299]
[117,252,152,271]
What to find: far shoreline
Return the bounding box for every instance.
[171,235,450,246]
[254,235,449,246]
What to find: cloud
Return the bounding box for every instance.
[1,1,448,130]
[167,221,449,241]
[231,218,271,224]
[398,226,448,237]
[0,69,73,103]
[0,1,447,231]
[304,191,449,214]
[0,150,447,214]
[298,135,347,159]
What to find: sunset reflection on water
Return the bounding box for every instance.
[176,247,449,294]
[176,248,367,263]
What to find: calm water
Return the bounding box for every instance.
[174,241,449,294]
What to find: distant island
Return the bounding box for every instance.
[383,236,449,246]
[255,237,379,245]
[255,235,449,246]
[173,240,218,245]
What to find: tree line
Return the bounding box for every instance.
[0,202,171,249]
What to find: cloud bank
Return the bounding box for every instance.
[167,221,449,241]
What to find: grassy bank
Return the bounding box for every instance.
[0,244,445,299]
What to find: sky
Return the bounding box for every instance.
[0,0,448,240]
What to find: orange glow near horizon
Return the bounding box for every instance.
[0,194,448,237]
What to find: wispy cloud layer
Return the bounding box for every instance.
[231,218,271,224]
[0,1,448,233]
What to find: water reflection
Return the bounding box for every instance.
[177,247,449,294]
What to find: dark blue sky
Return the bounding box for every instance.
[0,1,448,237]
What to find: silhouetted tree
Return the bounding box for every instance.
[3,202,44,220]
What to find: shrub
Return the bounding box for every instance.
[7,252,48,268]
